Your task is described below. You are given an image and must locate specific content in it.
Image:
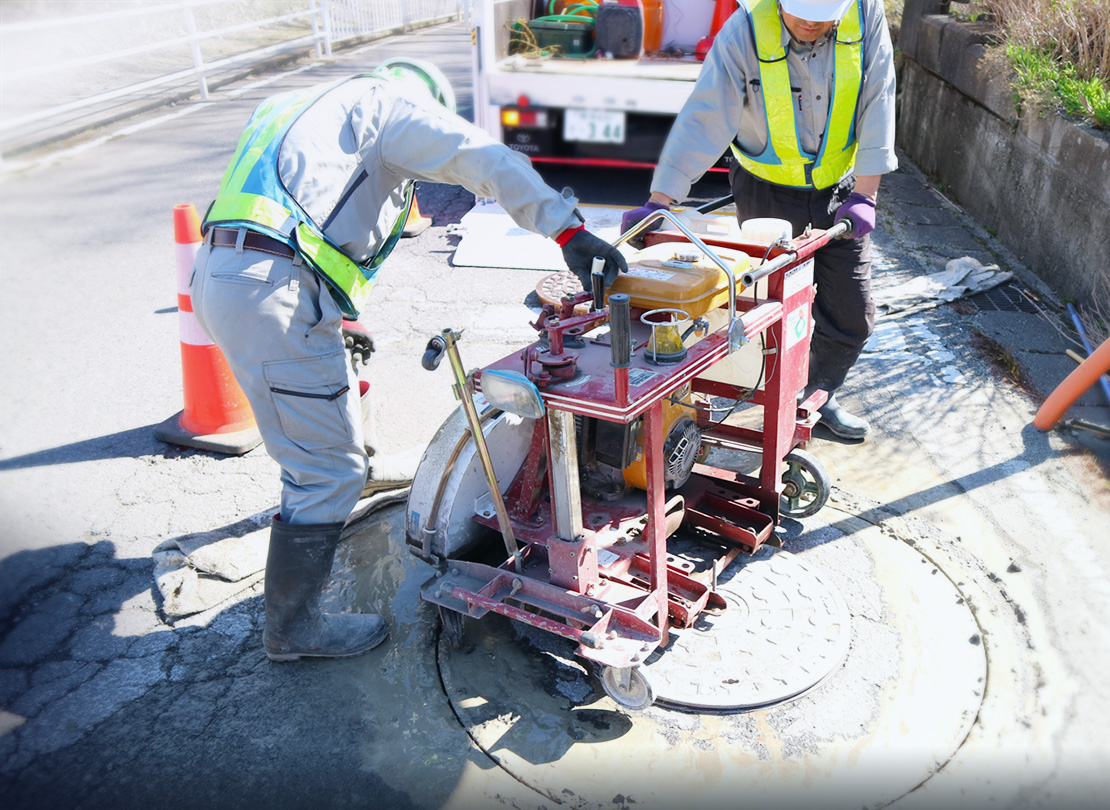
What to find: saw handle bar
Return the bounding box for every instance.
[739,219,851,289]
[618,208,742,326]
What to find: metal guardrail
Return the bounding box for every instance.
[0,0,470,155]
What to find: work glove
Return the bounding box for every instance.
[834,192,877,239]
[559,228,628,291]
[620,200,670,246]
[342,318,376,369]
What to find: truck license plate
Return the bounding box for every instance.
[563,109,626,144]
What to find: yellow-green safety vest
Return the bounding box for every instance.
[732,0,864,189]
[202,75,413,317]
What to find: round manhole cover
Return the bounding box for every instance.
[641,545,850,710]
[436,514,986,809]
[535,270,587,313]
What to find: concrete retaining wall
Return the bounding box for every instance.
[896,0,1110,308]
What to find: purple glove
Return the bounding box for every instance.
[834,192,877,239]
[621,200,669,236]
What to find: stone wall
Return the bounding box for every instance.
[895,0,1110,309]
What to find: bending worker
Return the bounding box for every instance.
[623,0,897,439]
[190,62,626,662]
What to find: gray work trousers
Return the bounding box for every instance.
[189,237,367,525]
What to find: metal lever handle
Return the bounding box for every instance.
[590,256,606,311]
[437,328,520,571]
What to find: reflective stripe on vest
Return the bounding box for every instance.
[202,75,411,317]
[731,0,863,189]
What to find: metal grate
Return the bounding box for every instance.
[967,282,1041,313]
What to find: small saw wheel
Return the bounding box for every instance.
[779,448,830,519]
[600,666,655,711]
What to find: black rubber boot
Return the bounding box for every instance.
[800,382,872,440]
[817,393,872,439]
[804,340,872,440]
[263,518,388,662]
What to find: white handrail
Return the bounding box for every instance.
[0,0,470,147]
[5,9,323,82]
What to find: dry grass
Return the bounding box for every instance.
[973,0,1110,81]
[1076,268,1110,349]
[970,329,1038,394]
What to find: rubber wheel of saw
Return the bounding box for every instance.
[779,448,830,519]
[600,666,655,711]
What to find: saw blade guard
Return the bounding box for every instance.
[405,397,533,563]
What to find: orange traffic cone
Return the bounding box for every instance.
[402,192,431,238]
[154,203,262,455]
[696,0,738,60]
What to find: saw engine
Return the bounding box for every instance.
[578,383,701,499]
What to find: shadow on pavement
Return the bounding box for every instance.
[0,426,199,471]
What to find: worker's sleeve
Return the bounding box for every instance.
[853,0,899,177]
[372,95,580,238]
[651,19,749,203]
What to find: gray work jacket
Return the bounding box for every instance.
[652,0,898,202]
[278,76,580,269]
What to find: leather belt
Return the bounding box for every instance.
[209,227,295,259]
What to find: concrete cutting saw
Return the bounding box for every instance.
[406,210,847,710]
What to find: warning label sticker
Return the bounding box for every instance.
[785,305,810,349]
[627,268,675,281]
[783,258,815,298]
[628,367,661,387]
[597,548,621,568]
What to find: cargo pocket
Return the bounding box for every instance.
[262,351,355,451]
[211,251,282,285]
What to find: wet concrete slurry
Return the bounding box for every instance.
[433,510,985,810]
[2,21,1110,810]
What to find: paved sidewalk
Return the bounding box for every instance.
[2,20,1109,810]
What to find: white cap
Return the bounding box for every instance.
[778,0,854,22]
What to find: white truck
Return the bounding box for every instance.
[471,0,733,172]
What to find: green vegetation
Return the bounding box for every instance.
[953,0,1110,130]
[1007,42,1110,128]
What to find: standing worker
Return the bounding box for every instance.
[190,61,626,662]
[623,0,897,439]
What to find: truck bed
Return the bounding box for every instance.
[486,54,703,116]
[495,53,703,82]
[477,0,716,167]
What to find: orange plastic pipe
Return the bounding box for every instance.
[1033,336,1110,430]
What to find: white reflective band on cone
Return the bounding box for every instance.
[178,309,212,347]
[175,241,198,295]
